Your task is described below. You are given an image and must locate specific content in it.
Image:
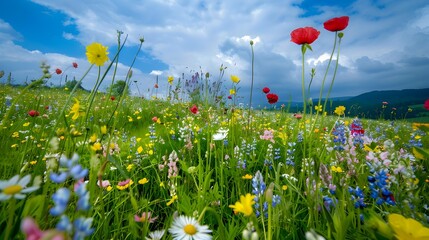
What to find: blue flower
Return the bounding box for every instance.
[73,217,94,240]
[56,215,72,233]
[50,188,71,216]
[70,165,88,180]
[50,172,68,183]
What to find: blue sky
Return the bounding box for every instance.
[1,0,428,105]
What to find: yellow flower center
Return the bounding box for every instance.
[183,224,197,235]
[4,185,22,195]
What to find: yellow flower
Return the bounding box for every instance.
[91,142,102,151]
[126,164,134,172]
[388,213,429,240]
[86,42,109,66]
[70,98,85,121]
[166,195,178,206]
[89,133,97,143]
[282,185,288,190]
[242,174,253,180]
[230,75,240,83]
[100,125,107,134]
[138,178,149,185]
[168,76,174,85]
[23,122,30,127]
[315,105,323,112]
[331,166,343,173]
[229,193,255,216]
[334,106,346,116]
[229,89,236,95]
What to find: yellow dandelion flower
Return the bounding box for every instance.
[86,42,109,66]
[282,185,288,190]
[91,142,102,151]
[70,98,85,121]
[229,89,236,95]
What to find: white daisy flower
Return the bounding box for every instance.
[0,174,40,201]
[169,215,212,240]
[146,229,165,240]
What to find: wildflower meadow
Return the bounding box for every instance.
[1,16,429,240]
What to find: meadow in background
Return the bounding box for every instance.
[1,16,429,240]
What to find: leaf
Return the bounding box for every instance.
[21,195,45,219]
[413,147,429,160]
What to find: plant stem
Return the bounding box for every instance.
[247,42,255,135]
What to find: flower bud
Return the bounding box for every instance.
[250,231,259,240]
[205,72,210,78]
[250,40,254,45]
[338,32,344,38]
[265,182,275,204]
[242,229,251,240]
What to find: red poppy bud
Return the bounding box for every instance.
[290,27,320,45]
[228,95,232,99]
[324,16,349,32]
[110,96,116,101]
[55,68,62,75]
[154,84,159,89]
[262,87,270,94]
[72,62,78,68]
[28,110,40,117]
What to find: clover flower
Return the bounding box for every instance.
[0,174,40,201]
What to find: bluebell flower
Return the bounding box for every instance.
[252,171,266,196]
[73,217,94,240]
[75,182,90,211]
[56,215,72,233]
[70,165,88,180]
[50,172,68,183]
[50,188,71,216]
[272,195,281,207]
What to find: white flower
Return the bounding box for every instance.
[169,215,212,240]
[0,175,40,201]
[146,229,165,240]
[213,129,228,141]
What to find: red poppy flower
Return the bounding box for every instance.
[110,96,116,101]
[262,87,270,94]
[190,104,198,114]
[228,95,232,99]
[324,16,349,32]
[28,110,40,117]
[266,93,279,104]
[424,99,429,110]
[290,27,320,45]
[154,84,159,89]
[152,116,158,122]
[55,68,62,75]
[72,62,78,68]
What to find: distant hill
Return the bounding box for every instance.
[273,88,429,121]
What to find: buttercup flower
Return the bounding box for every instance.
[169,215,212,240]
[86,42,109,66]
[324,16,350,32]
[334,106,346,116]
[229,193,255,216]
[291,27,320,45]
[388,213,429,240]
[0,174,40,201]
[168,76,174,85]
[230,75,240,83]
[70,98,85,121]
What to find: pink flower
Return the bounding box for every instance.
[152,116,158,122]
[21,217,65,240]
[293,113,302,119]
[97,180,111,188]
[118,179,131,186]
[72,62,78,68]
[134,212,158,223]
